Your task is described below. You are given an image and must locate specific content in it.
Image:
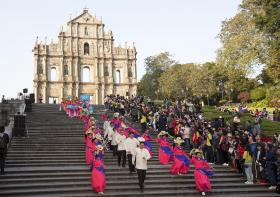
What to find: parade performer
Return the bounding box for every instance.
[111,113,121,129]
[115,128,127,167]
[157,131,173,165]
[134,138,151,192]
[84,121,96,143]
[190,149,214,196]
[91,145,106,195]
[125,132,139,173]
[170,137,190,175]
[142,130,153,157]
[65,99,71,117]
[111,126,118,156]
[85,130,94,166]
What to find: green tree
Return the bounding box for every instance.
[144,52,176,74]
[137,73,155,98]
[217,10,265,77]
[138,52,176,99]
[159,64,191,99]
[159,62,222,100]
[241,0,280,83]
[250,86,267,101]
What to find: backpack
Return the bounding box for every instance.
[0,133,5,149]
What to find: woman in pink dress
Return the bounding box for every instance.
[190,149,214,196]
[170,137,190,175]
[157,131,173,165]
[85,130,95,166]
[91,145,106,194]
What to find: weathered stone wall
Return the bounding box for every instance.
[0,100,25,126]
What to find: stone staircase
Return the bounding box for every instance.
[0,104,278,197]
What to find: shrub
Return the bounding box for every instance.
[238,91,250,103]
[267,84,280,100]
[218,99,228,106]
[250,99,269,108]
[269,99,280,108]
[250,87,266,101]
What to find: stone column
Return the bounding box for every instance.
[124,60,128,84]
[93,60,99,83]
[60,58,64,81]
[42,83,47,104]
[34,55,38,80]
[75,83,79,97]
[69,85,73,97]
[42,57,47,78]
[60,85,64,102]
[96,87,99,105]
[75,59,79,82]
[33,83,38,103]
[69,59,73,77]
[101,85,105,105]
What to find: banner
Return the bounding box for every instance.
[80,95,91,102]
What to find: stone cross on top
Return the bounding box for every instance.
[83,7,89,13]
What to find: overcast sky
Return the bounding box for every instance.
[0,0,242,98]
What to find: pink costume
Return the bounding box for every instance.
[102,114,108,121]
[191,156,213,193]
[85,137,96,166]
[157,137,173,165]
[91,153,106,193]
[65,100,71,116]
[111,118,121,129]
[170,146,190,174]
[68,102,77,118]
[143,134,153,157]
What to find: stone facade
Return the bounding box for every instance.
[33,8,137,104]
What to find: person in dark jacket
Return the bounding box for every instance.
[265,143,277,190]
[158,113,167,131]
[255,143,266,183]
[0,126,9,175]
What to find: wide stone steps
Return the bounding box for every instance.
[1,187,279,197]
[0,104,276,197]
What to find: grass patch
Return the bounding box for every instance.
[202,106,280,137]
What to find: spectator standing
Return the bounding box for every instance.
[265,143,277,190]
[0,126,9,175]
[243,145,254,184]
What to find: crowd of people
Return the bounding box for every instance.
[219,104,280,122]
[61,96,156,195]
[104,95,215,195]
[59,94,280,195]
[104,95,280,193]
[61,95,216,196]
[61,96,107,194]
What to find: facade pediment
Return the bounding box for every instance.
[67,9,100,25]
[68,12,95,24]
